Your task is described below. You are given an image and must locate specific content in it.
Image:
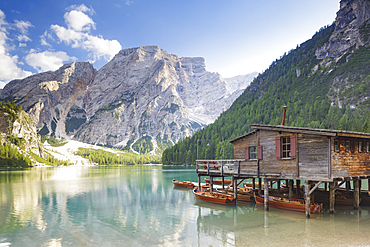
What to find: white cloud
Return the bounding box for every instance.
[40,31,53,46]
[14,20,33,34]
[64,10,95,32]
[48,4,122,62]
[19,42,26,47]
[125,1,133,6]
[0,10,32,88]
[14,20,33,42]
[25,50,77,73]
[17,34,31,42]
[67,4,95,15]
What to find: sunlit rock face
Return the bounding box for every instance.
[316,0,370,60]
[1,46,256,152]
[314,0,370,109]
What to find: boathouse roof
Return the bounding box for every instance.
[229,124,370,143]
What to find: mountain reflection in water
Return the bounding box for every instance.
[0,166,370,246]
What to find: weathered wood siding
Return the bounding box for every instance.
[259,130,297,178]
[331,137,370,177]
[298,134,329,179]
[233,132,258,175]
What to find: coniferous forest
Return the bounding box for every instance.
[162,24,370,165]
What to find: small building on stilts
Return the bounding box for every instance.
[196,122,370,217]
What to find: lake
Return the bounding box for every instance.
[1,166,370,246]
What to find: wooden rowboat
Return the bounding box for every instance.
[254,195,322,213]
[194,189,236,205]
[204,178,232,185]
[172,179,194,188]
[217,187,254,202]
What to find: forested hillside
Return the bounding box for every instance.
[162,24,370,165]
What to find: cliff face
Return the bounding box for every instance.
[314,0,370,109]
[1,46,255,153]
[316,0,370,60]
[0,104,42,157]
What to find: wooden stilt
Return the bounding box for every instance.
[305,180,311,218]
[264,179,269,211]
[346,181,350,193]
[258,178,262,195]
[222,177,225,189]
[210,177,214,193]
[289,180,293,200]
[324,182,327,192]
[198,175,201,191]
[329,182,335,214]
[277,179,281,194]
[368,179,370,192]
[296,180,301,197]
[252,178,256,190]
[234,178,238,203]
[354,179,360,210]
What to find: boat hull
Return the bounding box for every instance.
[255,195,322,213]
[172,179,194,188]
[194,190,236,205]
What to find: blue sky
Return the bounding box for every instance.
[0,0,339,88]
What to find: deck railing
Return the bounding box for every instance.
[196,159,245,177]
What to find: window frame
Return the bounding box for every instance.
[346,141,350,152]
[281,136,291,158]
[367,142,370,153]
[359,141,362,153]
[334,140,339,152]
[249,146,257,160]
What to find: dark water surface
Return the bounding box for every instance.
[0,166,370,246]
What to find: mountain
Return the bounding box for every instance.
[0,101,42,167]
[0,46,256,154]
[162,0,370,165]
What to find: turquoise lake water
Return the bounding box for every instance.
[1,165,370,246]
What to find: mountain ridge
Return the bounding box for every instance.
[0,45,257,154]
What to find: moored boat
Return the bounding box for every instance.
[193,189,236,205]
[204,178,232,185]
[216,188,254,202]
[172,179,194,188]
[254,195,322,213]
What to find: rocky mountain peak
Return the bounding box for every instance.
[1,45,256,154]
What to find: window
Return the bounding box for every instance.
[367,142,369,152]
[282,136,291,158]
[334,140,339,152]
[244,146,263,160]
[359,142,362,152]
[276,135,296,159]
[249,146,257,159]
[346,141,350,152]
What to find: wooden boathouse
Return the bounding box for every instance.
[196,123,370,217]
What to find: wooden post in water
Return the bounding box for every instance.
[198,175,201,191]
[234,178,238,203]
[252,178,255,190]
[258,178,262,195]
[346,181,350,193]
[368,179,370,193]
[277,179,281,194]
[222,177,225,189]
[296,180,301,197]
[354,179,360,210]
[264,179,269,211]
[329,182,335,214]
[325,182,328,192]
[289,180,293,200]
[210,177,213,193]
[305,180,311,218]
